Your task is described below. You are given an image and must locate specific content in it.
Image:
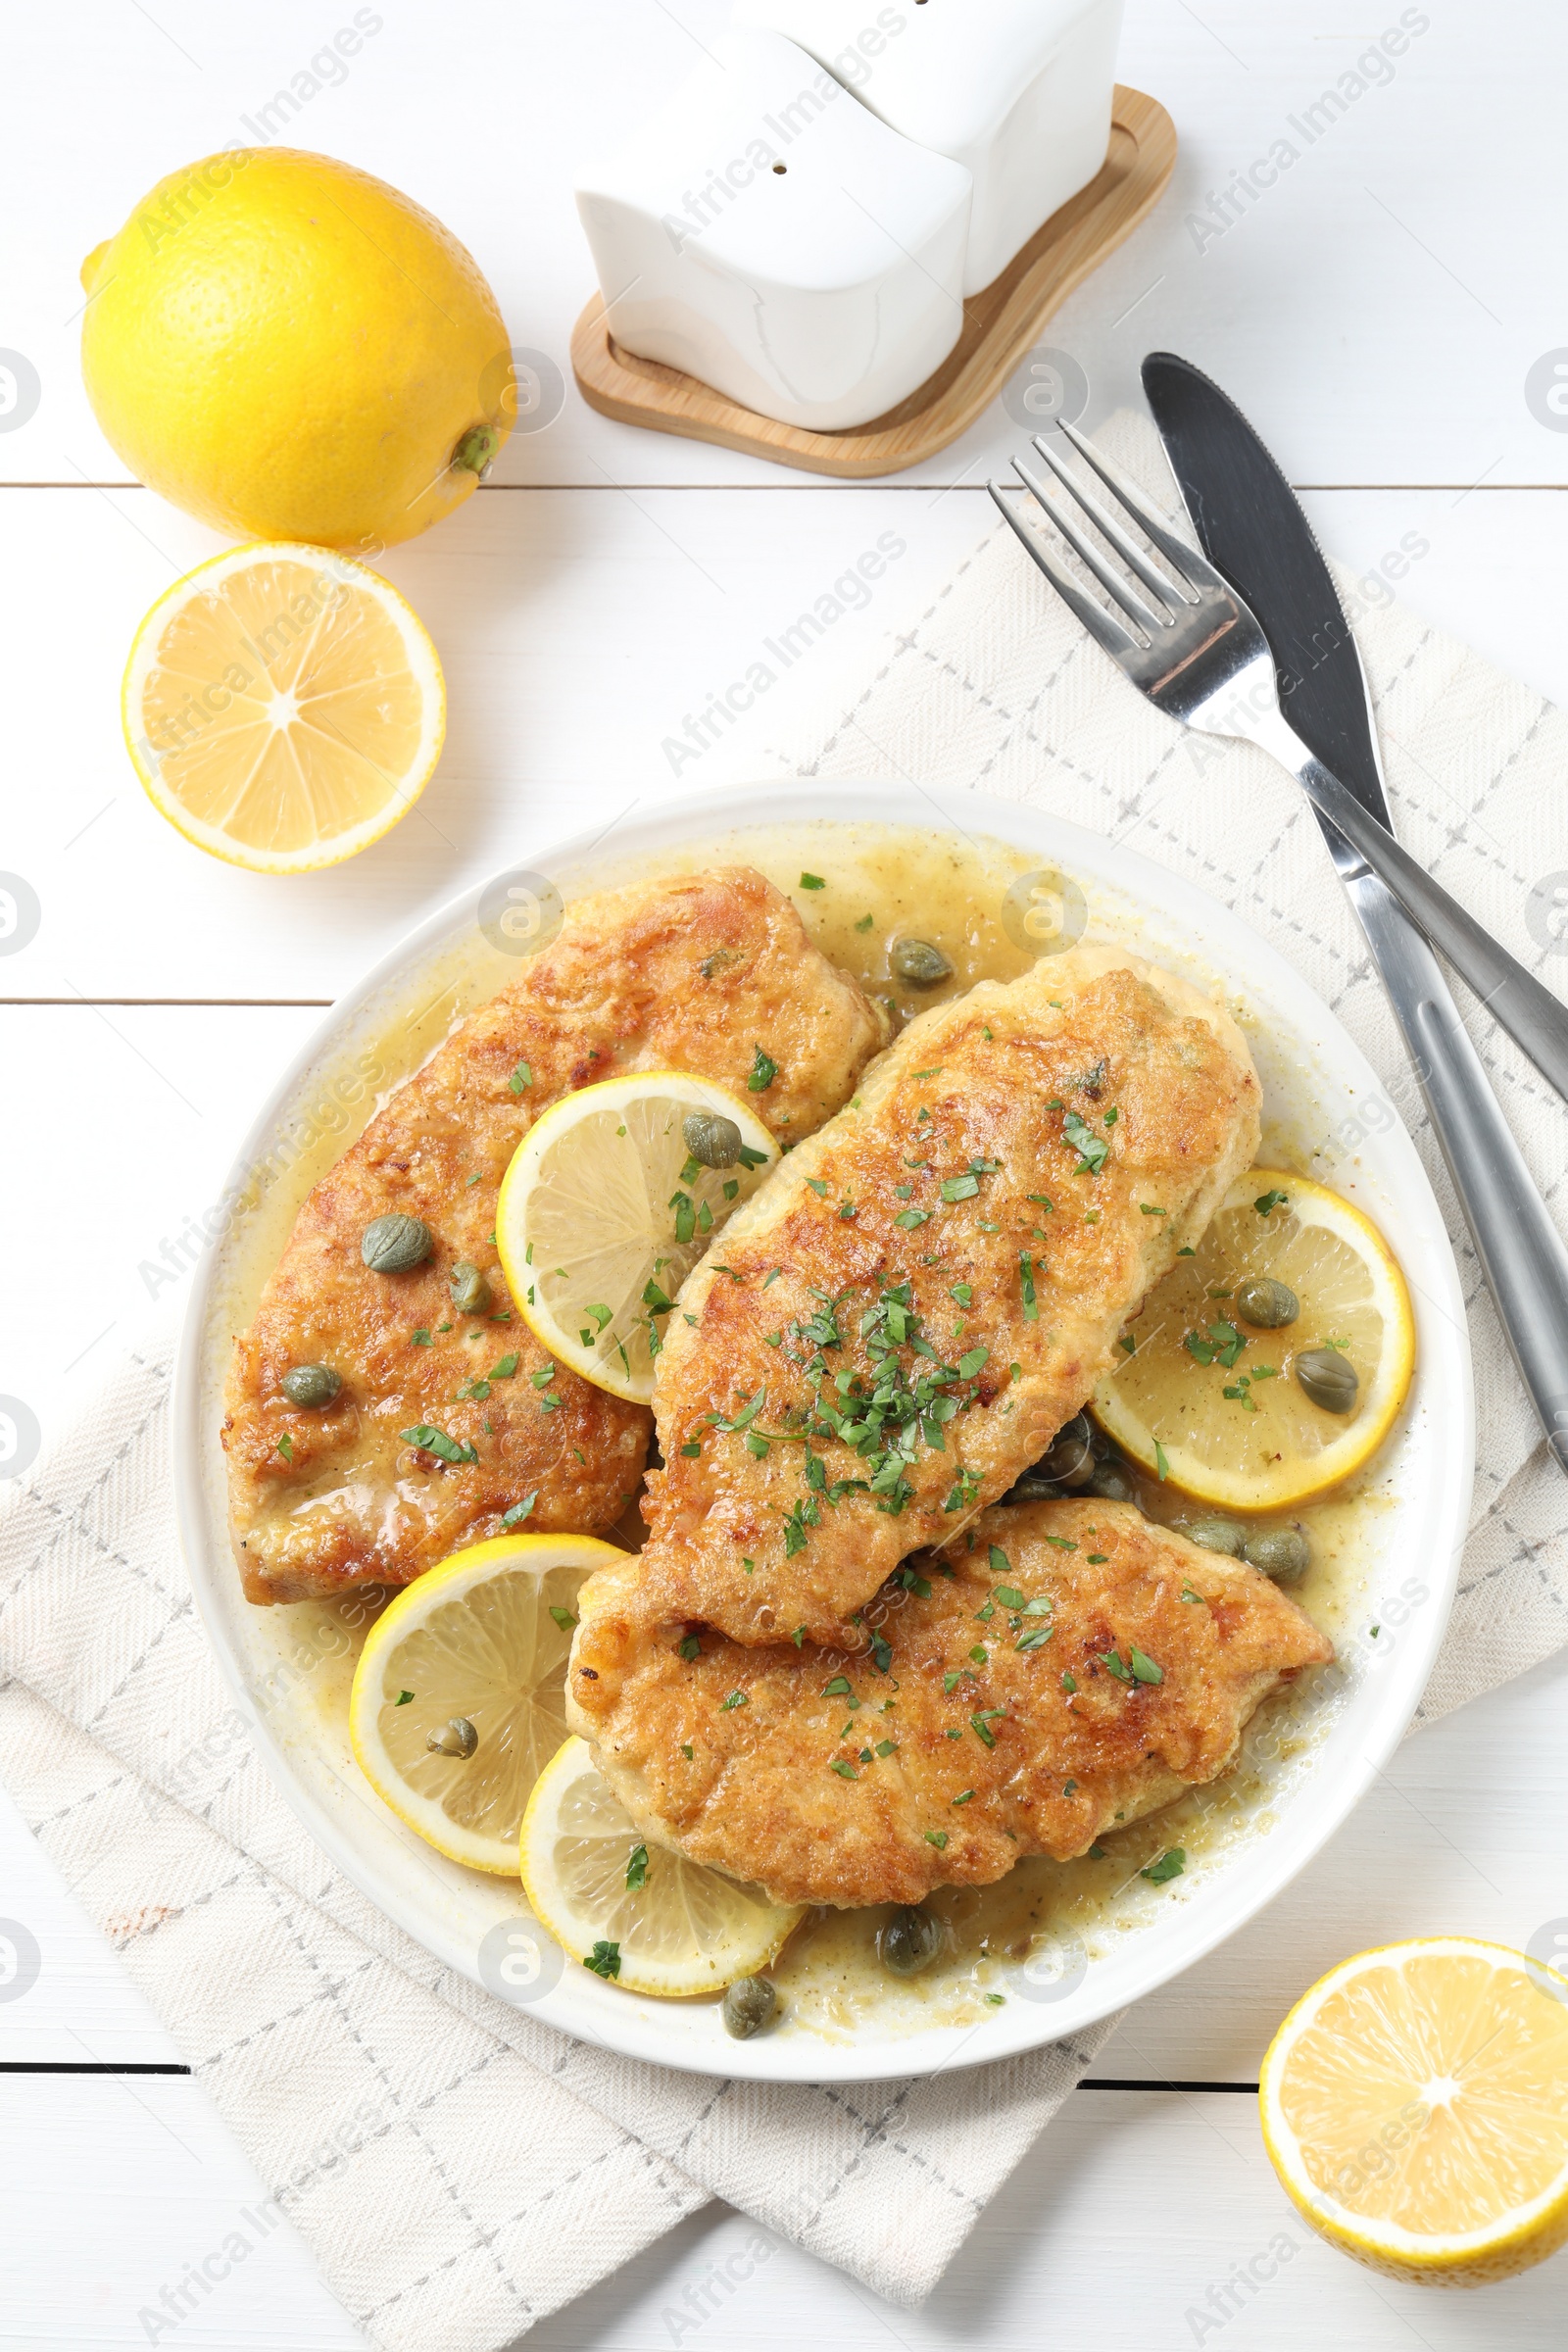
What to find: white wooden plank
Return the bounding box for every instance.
[1,481,1564,1012]
[0,1006,315,1445]
[0,2077,367,2348]
[0,483,983,1004]
[1,1,1562,493]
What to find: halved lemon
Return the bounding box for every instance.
[1260,1937,1568,2283]
[122,542,445,871]
[348,1533,620,1875]
[1092,1170,1414,1511]
[498,1072,778,1406]
[520,1737,803,1997]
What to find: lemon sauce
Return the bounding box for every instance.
[218,817,1412,2034]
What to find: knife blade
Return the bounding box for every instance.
[1141,349,1568,1475]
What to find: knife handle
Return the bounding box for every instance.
[1248,705,1568,1111]
[1346,869,1568,1473]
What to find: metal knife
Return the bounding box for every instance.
[1142,350,1568,1475]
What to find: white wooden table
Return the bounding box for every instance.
[4,3,1567,2344]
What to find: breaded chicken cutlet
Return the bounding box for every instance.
[224,868,887,1603]
[567,1500,1334,1908]
[627,946,1261,1649]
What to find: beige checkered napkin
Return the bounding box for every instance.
[0,1322,1108,2352]
[731,410,1568,1725]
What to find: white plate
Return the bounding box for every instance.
[174,779,1473,2082]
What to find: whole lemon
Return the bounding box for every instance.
[80,148,514,551]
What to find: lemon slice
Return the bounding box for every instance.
[1092,1170,1413,1511]
[349,1534,620,1875]
[519,1736,803,1997]
[122,542,445,872]
[498,1072,778,1405]
[1260,1937,1568,2282]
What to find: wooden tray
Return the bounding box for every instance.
[570,85,1176,479]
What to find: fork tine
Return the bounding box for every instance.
[1028,433,1197,612]
[1055,416,1231,591]
[987,481,1142,663]
[1009,456,1170,638]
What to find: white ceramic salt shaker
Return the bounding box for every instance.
[735,0,1124,293]
[574,29,972,432]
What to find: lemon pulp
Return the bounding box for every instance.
[123,543,445,870]
[519,1738,803,1997]
[349,1535,620,1875]
[499,1073,777,1405]
[1093,1170,1413,1511]
[1260,1937,1568,2281]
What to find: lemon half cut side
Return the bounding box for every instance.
[349,1534,621,1875]
[1093,1170,1414,1511]
[519,1737,804,1998]
[498,1072,778,1406]
[123,542,446,872]
[1260,1937,1568,2283]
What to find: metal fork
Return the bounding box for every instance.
[988,422,1568,1107]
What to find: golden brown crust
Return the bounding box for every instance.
[567,1501,1334,1908]
[634,947,1262,1646]
[224,867,887,1603]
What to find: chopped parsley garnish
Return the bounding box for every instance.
[941,1173,980,1203]
[952,1789,974,1805]
[549,1604,576,1631]
[1019,1251,1039,1322]
[490,1353,519,1379]
[970,1709,1005,1748]
[1154,1441,1169,1481]
[1129,1647,1164,1685]
[1140,1202,1166,1216]
[1062,1108,1108,1175]
[395,1690,414,1706]
[501,1494,537,1528]
[276,1434,293,1462]
[1060,1670,1078,1694]
[411,1329,431,1347]
[400,1424,477,1465]
[677,1634,702,1662]
[748,1046,778,1093]
[1254,1190,1289,1217]
[509,1060,533,1094]
[830,1759,858,1780]
[855,913,874,931]
[1141,1848,1186,1884]
[799,871,825,890]
[895,1207,930,1230]
[583,1940,621,1978]
[718,1689,749,1711]
[924,1830,949,1849]
[625,1844,649,1890]
[1015,1626,1053,1652]
[951,1283,973,1307]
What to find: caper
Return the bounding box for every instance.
[1004,1475,1065,1503]
[362,1212,433,1274]
[449,1261,492,1315]
[1181,1514,1247,1556]
[721,1976,779,2038]
[426,1716,479,1758]
[281,1363,341,1409]
[1235,1277,1299,1330]
[1295,1348,1359,1414]
[683,1109,743,1168]
[1087,1459,1136,1503]
[1039,1414,1096,1488]
[878,1906,944,1979]
[1243,1526,1311,1582]
[891,938,953,988]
